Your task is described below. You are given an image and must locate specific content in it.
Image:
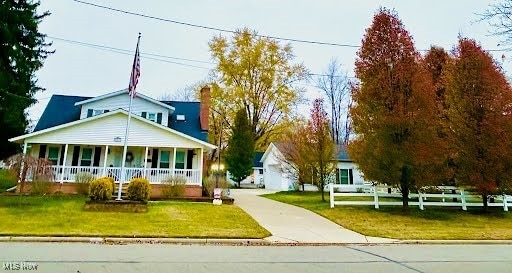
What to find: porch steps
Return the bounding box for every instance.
[112,183,130,199]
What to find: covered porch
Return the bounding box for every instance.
[30,144,204,185]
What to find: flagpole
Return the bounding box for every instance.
[117,33,141,201]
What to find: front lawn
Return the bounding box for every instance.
[0,196,270,238]
[262,191,512,240]
[0,169,17,191]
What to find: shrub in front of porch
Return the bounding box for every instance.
[76,172,95,196]
[127,178,151,201]
[162,176,187,198]
[89,177,113,201]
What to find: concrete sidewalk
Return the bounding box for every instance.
[231,189,397,244]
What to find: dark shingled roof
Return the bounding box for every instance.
[253,152,264,168]
[336,145,351,162]
[271,142,352,162]
[34,95,208,143]
[162,101,208,142]
[34,95,91,132]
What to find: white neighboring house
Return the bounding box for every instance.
[9,87,216,196]
[260,143,294,191]
[260,142,367,191]
[226,152,264,186]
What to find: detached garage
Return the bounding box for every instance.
[260,143,293,191]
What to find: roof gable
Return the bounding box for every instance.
[74,89,175,111]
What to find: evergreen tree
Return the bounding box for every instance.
[0,0,52,159]
[225,109,255,187]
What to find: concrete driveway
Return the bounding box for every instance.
[231,189,396,244]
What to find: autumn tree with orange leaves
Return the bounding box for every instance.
[277,99,335,201]
[348,8,444,208]
[444,38,512,210]
[423,46,455,186]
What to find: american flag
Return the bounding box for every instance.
[128,35,141,98]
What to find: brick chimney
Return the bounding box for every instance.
[199,86,210,131]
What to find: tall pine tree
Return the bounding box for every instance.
[0,0,52,159]
[225,109,255,187]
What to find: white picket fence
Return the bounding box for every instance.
[329,183,512,211]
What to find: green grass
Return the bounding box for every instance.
[0,169,17,191]
[0,196,270,238]
[262,191,512,240]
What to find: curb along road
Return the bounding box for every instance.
[1,236,512,246]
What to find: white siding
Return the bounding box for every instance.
[336,161,366,185]
[25,112,208,149]
[227,168,264,185]
[79,93,170,126]
[262,145,292,191]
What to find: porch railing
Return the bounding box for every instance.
[42,166,201,186]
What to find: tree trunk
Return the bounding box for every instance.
[400,166,411,210]
[482,194,488,212]
[401,183,409,209]
[321,183,325,201]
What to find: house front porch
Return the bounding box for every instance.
[27,143,205,186]
[50,166,201,186]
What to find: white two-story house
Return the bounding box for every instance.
[9,87,216,197]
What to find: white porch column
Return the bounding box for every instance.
[199,148,203,185]
[102,145,109,176]
[19,142,28,182]
[143,146,148,178]
[60,144,69,183]
[172,147,177,176]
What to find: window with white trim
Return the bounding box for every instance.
[48,147,59,165]
[339,169,353,185]
[80,148,93,166]
[93,110,104,116]
[147,113,156,122]
[160,151,170,169]
[175,151,185,169]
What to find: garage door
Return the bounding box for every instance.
[264,165,282,190]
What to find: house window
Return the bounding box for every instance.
[48,147,59,165]
[93,110,104,116]
[259,169,263,175]
[339,169,354,185]
[175,151,185,169]
[160,151,170,169]
[81,148,93,166]
[340,169,350,185]
[147,113,156,122]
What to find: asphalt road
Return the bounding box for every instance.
[0,243,511,273]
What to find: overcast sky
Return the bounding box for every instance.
[31,0,508,124]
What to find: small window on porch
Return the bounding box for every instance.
[81,148,93,166]
[48,147,59,165]
[160,151,170,168]
[175,151,185,169]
